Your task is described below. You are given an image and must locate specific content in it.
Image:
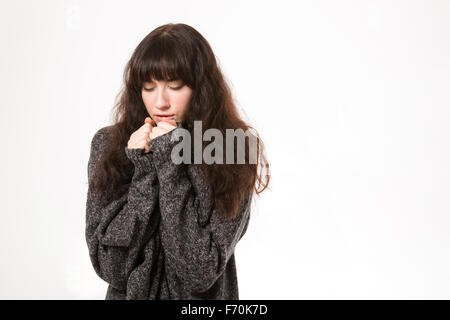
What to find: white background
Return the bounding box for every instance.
[0,0,449,299]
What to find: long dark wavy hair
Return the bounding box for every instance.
[89,23,270,220]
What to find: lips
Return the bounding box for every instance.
[155,114,175,121]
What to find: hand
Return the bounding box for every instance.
[149,119,178,141]
[127,117,156,153]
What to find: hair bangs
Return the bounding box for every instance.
[133,40,193,89]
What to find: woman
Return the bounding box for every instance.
[86,23,270,300]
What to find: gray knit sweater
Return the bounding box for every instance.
[85,125,252,300]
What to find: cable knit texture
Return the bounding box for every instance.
[85,124,252,300]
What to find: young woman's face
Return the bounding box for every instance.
[141,78,192,124]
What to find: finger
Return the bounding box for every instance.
[141,123,151,132]
[163,118,177,127]
[157,121,177,130]
[149,120,155,132]
[145,118,156,131]
[151,127,164,136]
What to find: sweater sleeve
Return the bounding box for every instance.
[148,127,252,294]
[85,126,160,291]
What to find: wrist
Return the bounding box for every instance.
[124,147,153,174]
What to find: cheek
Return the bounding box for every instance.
[177,92,192,111]
[141,93,152,110]
[177,100,190,115]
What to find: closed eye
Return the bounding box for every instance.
[143,85,184,92]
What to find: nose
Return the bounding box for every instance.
[154,87,170,111]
